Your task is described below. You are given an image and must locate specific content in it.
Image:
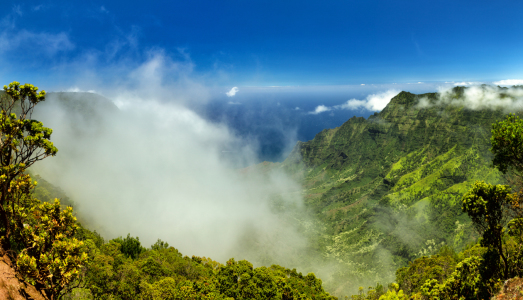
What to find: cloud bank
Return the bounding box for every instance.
[417,85,523,111]
[30,52,312,271]
[493,79,523,86]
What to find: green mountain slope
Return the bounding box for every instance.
[16,88,516,297]
[273,88,510,293]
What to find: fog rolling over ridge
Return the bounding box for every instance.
[31,91,311,267]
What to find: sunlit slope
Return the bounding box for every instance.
[279,89,506,288]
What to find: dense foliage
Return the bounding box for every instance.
[63,231,335,300]
[4,83,523,299]
[350,111,523,300]
[0,82,87,300]
[269,88,510,292]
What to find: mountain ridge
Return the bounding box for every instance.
[5,87,517,296]
[257,87,514,293]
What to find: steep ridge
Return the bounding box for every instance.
[2,88,514,296]
[278,88,509,291]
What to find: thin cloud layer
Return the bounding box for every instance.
[453,81,483,86]
[493,79,523,86]
[308,90,400,114]
[0,6,74,56]
[417,85,523,111]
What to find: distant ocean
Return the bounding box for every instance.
[194,91,373,163]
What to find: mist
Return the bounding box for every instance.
[418,84,523,111]
[29,55,314,270]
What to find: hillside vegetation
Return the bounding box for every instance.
[2,83,523,299]
[267,87,514,293]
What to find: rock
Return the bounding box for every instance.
[0,251,45,300]
[494,277,523,300]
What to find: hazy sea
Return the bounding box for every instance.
[193,91,373,163]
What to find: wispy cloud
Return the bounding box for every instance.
[453,81,483,86]
[308,104,331,115]
[227,101,241,105]
[12,5,23,16]
[65,87,96,93]
[417,85,523,111]
[32,5,45,11]
[493,79,523,86]
[30,48,311,270]
[0,30,74,55]
[339,90,400,111]
[308,90,400,114]
[0,7,74,57]
[226,86,239,97]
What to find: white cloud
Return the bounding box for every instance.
[453,81,483,86]
[417,85,523,111]
[295,107,300,110]
[337,90,400,111]
[226,86,239,97]
[66,87,96,93]
[308,105,331,115]
[227,101,241,105]
[361,84,365,86]
[307,90,400,114]
[493,79,523,86]
[0,29,74,55]
[30,52,311,269]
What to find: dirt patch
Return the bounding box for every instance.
[494,277,523,300]
[0,252,45,300]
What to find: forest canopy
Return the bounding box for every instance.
[2,82,523,300]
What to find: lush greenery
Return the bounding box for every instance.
[0,82,86,300]
[0,82,336,300]
[4,82,523,299]
[64,230,336,300]
[348,111,523,300]
[260,87,516,293]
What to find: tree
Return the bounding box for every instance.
[0,82,57,251]
[491,113,523,175]
[112,234,146,260]
[462,181,513,278]
[450,112,523,297]
[0,82,86,300]
[16,199,87,299]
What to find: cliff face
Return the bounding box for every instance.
[277,89,509,289]
[285,90,504,208]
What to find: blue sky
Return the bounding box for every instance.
[1,0,523,91]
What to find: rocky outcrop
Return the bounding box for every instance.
[0,250,45,300]
[494,277,523,300]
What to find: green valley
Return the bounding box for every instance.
[2,83,523,299]
[259,87,516,294]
